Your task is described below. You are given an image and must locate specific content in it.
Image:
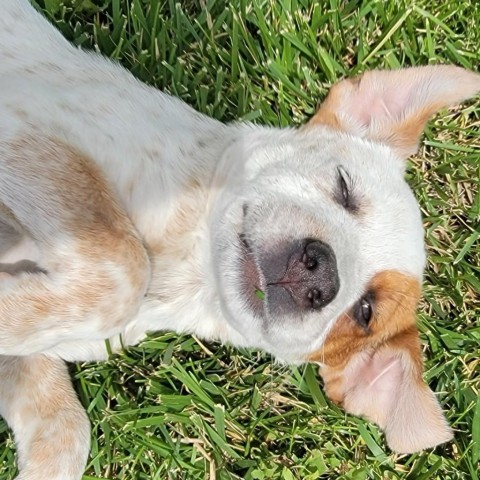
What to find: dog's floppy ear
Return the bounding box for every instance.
[308,66,480,157]
[319,327,453,454]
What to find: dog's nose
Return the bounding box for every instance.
[300,240,340,309]
[268,239,340,312]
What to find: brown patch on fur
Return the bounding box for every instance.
[0,135,150,340]
[320,324,422,407]
[307,77,356,132]
[9,134,148,262]
[366,102,444,158]
[309,269,424,415]
[308,271,454,453]
[307,74,435,151]
[305,66,480,157]
[309,270,421,368]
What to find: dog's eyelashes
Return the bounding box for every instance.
[336,166,357,212]
[339,172,349,208]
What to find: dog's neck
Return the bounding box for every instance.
[124,121,269,349]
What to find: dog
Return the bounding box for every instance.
[0,1,479,478]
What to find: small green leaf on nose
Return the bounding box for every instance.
[255,289,265,300]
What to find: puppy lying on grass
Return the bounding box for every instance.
[0,1,479,478]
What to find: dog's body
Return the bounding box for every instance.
[0,1,479,479]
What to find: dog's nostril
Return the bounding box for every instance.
[302,252,317,270]
[302,242,321,270]
[307,288,322,309]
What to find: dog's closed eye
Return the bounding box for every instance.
[336,166,358,213]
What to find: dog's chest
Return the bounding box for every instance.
[0,64,230,362]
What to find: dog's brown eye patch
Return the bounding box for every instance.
[336,166,358,213]
[307,270,421,366]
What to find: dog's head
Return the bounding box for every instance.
[211,66,480,452]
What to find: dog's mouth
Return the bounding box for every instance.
[238,233,266,315]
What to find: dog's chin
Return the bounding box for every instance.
[238,234,267,317]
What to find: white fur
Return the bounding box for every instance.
[0,1,478,478]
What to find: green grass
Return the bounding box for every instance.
[1,0,479,478]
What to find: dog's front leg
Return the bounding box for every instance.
[0,135,151,355]
[0,355,90,480]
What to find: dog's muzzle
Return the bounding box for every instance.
[264,238,340,318]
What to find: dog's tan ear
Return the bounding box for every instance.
[319,327,453,454]
[308,66,480,157]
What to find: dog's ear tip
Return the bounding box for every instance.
[382,380,454,454]
[385,415,453,454]
[387,432,454,456]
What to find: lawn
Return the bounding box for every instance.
[1,0,479,479]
